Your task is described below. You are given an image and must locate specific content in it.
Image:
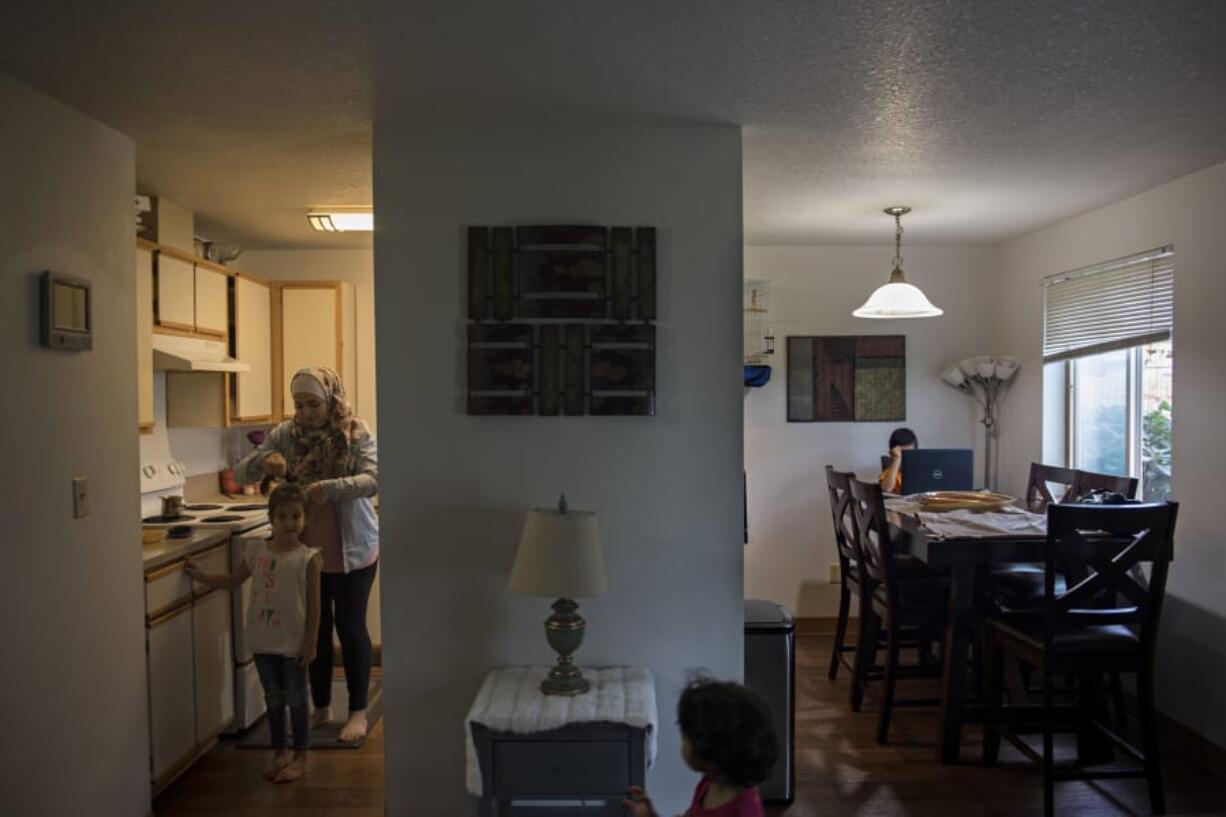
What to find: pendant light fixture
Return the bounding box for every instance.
[852,206,943,319]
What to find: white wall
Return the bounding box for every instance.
[744,246,997,617]
[994,159,1226,748]
[374,124,744,815]
[241,249,377,431]
[0,74,150,816]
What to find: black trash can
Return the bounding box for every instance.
[744,599,795,804]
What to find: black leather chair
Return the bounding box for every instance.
[981,502,1178,817]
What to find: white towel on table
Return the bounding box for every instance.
[465,666,658,797]
[917,507,1047,539]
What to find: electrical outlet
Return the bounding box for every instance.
[72,476,89,518]
[829,562,840,584]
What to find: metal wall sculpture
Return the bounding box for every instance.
[467,225,656,416]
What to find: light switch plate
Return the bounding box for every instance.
[72,476,89,518]
[829,562,840,584]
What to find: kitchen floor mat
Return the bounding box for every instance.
[237,678,382,749]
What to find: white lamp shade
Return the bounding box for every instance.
[974,358,997,379]
[994,357,1020,381]
[853,282,943,319]
[940,365,966,388]
[508,508,607,598]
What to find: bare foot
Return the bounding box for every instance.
[274,754,306,784]
[338,710,368,742]
[262,751,293,781]
[310,705,333,729]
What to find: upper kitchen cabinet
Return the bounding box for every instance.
[136,242,155,432]
[230,275,273,423]
[193,261,228,338]
[155,250,196,332]
[274,281,356,420]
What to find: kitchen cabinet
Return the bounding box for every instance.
[193,588,235,744]
[274,281,356,420]
[147,601,196,787]
[231,275,273,422]
[136,244,155,431]
[156,252,196,331]
[193,263,228,337]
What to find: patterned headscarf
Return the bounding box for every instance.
[289,367,363,484]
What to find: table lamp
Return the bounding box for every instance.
[508,495,607,695]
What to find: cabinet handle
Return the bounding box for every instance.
[145,559,185,582]
[147,599,192,628]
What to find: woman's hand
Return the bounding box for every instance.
[307,483,327,505]
[263,452,287,477]
[622,786,659,817]
[296,639,317,667]
[890,445,904,462]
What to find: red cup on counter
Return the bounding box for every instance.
[219,468,244,496]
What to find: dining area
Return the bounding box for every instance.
[821,462,1180,817]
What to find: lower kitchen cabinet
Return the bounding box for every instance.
[147,602,197,787]
[193,588,235,743]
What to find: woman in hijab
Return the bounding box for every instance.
[236,366,380,742]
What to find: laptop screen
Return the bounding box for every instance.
[900,449,974,494]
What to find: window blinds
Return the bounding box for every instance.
[1042,246,1173,363]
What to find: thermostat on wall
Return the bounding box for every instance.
[40,271,93,351]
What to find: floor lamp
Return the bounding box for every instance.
[941,356,1020,490]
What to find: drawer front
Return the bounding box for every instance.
[191,544,230,596]
[492,740,629,796]
[146,560,193,617]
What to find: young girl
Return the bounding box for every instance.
[624,680,778,817]
[185,483,322,783]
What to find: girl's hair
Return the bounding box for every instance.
[268,482,308,517]
[677,680,778,788]
[888,427,918,450]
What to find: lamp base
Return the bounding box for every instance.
[541,597,590,696]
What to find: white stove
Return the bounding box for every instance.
[140,456,266,533]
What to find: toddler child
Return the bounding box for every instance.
[185,482,322,783]
[624,679,778,817]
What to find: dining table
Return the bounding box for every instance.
[884,496,1050,765]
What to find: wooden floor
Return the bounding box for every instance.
[154,637,1226,816]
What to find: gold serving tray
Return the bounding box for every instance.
[916,491,1015,513]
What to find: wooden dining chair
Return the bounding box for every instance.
[847,478,949,743]
[825,466,862,682]
[1071,469,1139,501]
[1025,462,1079,512]
[981,502,1178,817]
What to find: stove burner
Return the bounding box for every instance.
[225,504,266,512]
[143,514,197,524]
[202,514,244,523]
[185,504,222,511]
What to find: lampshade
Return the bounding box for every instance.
[508,507,607,599]
[993,357,1020,381]
[940,365,966,388]
[853,281,944,319]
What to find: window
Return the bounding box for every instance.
[1043,247,1173,501]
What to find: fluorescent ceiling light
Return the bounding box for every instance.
[307,208,373,232]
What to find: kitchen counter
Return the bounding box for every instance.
[142,528,232,571]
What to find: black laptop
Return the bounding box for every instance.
[901,449,974,494]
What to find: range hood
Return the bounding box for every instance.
[152,333,250,373]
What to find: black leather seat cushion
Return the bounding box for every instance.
[987,617,1139,656]
[990,564,1067,610]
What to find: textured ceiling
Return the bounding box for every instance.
[3,1,1225,248]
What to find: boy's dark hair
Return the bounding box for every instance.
[678,680,778,789]
[888,427,918,450]
[268,482,308,517]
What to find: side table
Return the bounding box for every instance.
[466,666,657,816]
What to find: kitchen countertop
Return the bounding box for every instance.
[142,528,232,572]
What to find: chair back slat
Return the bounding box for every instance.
[1043,502,1178,650]
[825,466,861,569]
[1072,469,1139,500]
[848,478,894,590]
[1026,462,1078,511]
